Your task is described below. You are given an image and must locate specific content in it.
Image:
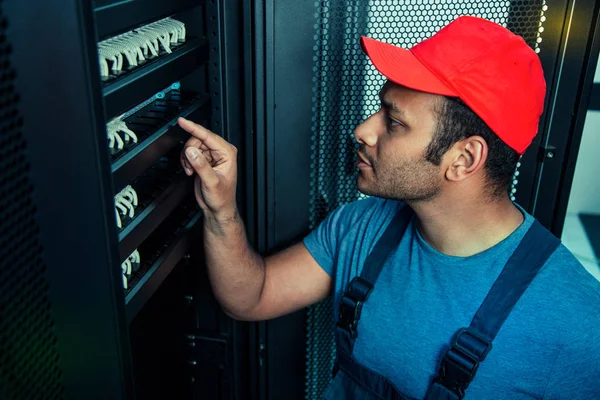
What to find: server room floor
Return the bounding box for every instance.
[562,212,600,281]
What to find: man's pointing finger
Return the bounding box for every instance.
[178,117,229,150]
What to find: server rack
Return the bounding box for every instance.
[1,0,253,399]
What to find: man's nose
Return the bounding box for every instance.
[353,112,379,147]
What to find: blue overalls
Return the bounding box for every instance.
[324,207,560,399]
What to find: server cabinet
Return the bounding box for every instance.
[250,1,600,399]
[1,0,253,399]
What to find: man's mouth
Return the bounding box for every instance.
[357,152,372,169]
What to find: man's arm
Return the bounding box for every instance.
[179,117,331,321]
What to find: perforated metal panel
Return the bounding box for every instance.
[0,4,64,399]
[306,1,548,398]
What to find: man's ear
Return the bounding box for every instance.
[444,136,488,182]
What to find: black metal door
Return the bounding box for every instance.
[2,1,133,398]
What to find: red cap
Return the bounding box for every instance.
[361,16,546,154]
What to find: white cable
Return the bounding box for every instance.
[115,207,122,229]
[144,33,159,57]
[154,29,172,53]
[107,119,126,149]
[177,21,186,41]
[129,249,140,264]
[98,17,185,80]
[126,32,146,62]
[111,36,137,67]
[129,186,138,206]
[122,273,128,289]
[98,43,120,76]
[117,193,135,218]
[166,18,186,41]
[166,19,181,43]
[98,54,110,77]
[114,130,124,149]
[101,39,124,73]
[123,258,132,275]
[100,41,123,74]
[114,194,128,216]
[157,19,186,42]
[123,185,138,206]
[116,120,138,143]
[140,23,172,54]
[111,35,139,68]
[127,32,148,61]
[107,128,116,149]
[160,19,180,44]
[154,19,178,44]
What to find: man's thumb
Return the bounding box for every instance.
[186,147,207,170]
[185,147,218,185]
[186,147,202,163]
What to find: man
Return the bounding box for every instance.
[178,16,600,399]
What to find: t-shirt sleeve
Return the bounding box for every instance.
[303,204,351,277]
[542,330,600,399]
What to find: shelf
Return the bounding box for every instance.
[103,37,210,119]
[119,176,191,262]
[125,211,202,323]
[94,0,203,40]
[111,93,210,193]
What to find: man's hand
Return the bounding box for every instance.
[177,119,331,321]
[178,117,238,221]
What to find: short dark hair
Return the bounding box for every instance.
[426,96,520,197]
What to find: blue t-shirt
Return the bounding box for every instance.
[304,197,600,399]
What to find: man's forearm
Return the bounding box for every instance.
[203,210,265,319]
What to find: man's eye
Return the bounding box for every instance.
[386,117,403,128]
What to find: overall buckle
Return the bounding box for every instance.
[336,277,374,339]
[433,328,492,398]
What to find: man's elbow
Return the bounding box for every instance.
[221,305,265,322]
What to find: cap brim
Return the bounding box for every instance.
[360,36,456,97]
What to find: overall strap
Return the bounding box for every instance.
[426,220,560,400]
[336,205,413,354]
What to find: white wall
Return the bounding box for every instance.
[566,61,600,215]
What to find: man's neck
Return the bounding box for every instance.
[409,195,524,257]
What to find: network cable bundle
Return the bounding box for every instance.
[114,185,138,229]
[122,249,141,289]
[104,77,208,297]
[98,17,186,79]
[107,117,138,155]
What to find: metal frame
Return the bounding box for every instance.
[512,0,570,211]
[588,84,600,110]
[5,1,134,398]
[250,0,270,398]
[251,0,319,398]
[531,0,600,235]
[213,1,255,397]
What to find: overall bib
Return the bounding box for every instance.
[324,207,560,400]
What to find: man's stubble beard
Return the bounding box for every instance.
[357,157,441,203]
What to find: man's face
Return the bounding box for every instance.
[354,81,443,202]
